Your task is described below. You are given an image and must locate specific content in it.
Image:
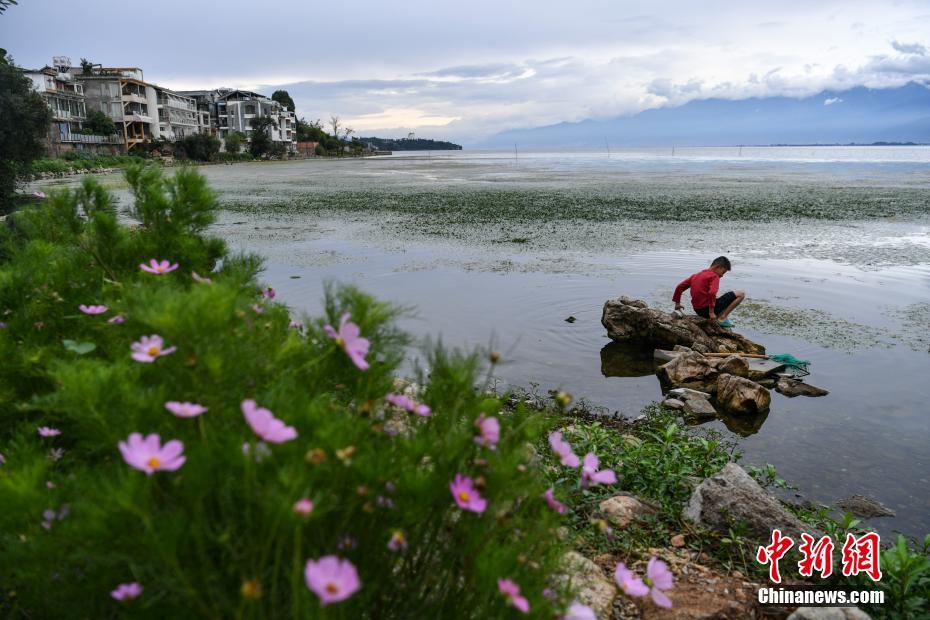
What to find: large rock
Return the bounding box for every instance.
[599,494,656,528]
[683,463,818,544]
[602,296,766,354]
[713,355,750,378]
[657,351,719,392]
[556,552,616,619]
[683,397,717,417]
[776,377,829,398]
[716,373,771,415]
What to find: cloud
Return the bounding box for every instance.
[823,97,843,105]
[891,40,927,55]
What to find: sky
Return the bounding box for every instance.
[2,0,929,143]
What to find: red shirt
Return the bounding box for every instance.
[673,269,719,310]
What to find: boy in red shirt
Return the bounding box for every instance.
[672,256,745,327]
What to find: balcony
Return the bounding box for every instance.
[124,113,153,123]
[62,133,123,145]
[122,93,148,104]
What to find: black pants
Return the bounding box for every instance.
[695,291,737,318]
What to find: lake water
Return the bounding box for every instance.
[38,146,930,537]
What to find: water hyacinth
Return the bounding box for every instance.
[242,399,297,443]
[542,487,567,514]
[37,426,61,437]
[473,413,500,448]
[78,304,108,315]
[449,474,487,513]
[497,578,530,613]
[165,401,208,418]
[111,582,143,601]
[324,313,370,370]
[139,259,178,275]
[580,453,617,488]
[130,335,177,363]
[548,431,580,468]
[118,433,186,475]
[304,556,361,605]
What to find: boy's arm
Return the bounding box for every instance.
[672,276,691,310]
[707,277,720,319]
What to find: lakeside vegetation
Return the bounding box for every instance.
[358,137,463,151]
[0,166,926,618]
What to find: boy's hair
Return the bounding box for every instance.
[711,256,731,271]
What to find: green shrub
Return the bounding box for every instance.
[0,165,575,618]
[29,159,71,175]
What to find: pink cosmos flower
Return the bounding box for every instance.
[191,271,212,284]
[615,562,649,598]
[385,393,431,417]
[79,304,108,315]
[0,452,5,466]
[118,433,186,475]
[581,453,617,488]
[139,259,178,275]
[289,319,304,329]
[542,487,567,514]
[497,578,530,614]
[31,191,47,199]
[324,313,370,370]
[449,474,487,513]
[165,401,208,418]
[473,413,500,448]
[304,556,361,605]
[645,557,674,608]
[293,497,314,517]
[241,399,297,443]
[108,314,126,325]
[563,602,597,620]
[261,287,276,299]
[387,530,407,552]
[130,335,177,362]
[548,431,580,468]
[38,426,61,437]
[111,582,143,601]
[251,304,265,315]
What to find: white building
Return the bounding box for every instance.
[77,64,161,151]
[22,56,122,154]
[155,88,210,141]
[179,89,295,153]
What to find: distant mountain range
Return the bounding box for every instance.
[480,82,930,148]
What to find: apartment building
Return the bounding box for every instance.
[77,64,161,151]
[180,89,296,152]
[156,88,210,141]
[22,56,122,154]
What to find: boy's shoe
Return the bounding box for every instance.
[718,318,734,328]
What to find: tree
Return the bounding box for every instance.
[249,117,277,157]
[329,115,341,139]
[176,133,220,162]
[271,90,295,112]
[224,131,245,154]
[83,109,116,135]
[296,117,326,142]
[0,1,19,14]
[0,52,52,209]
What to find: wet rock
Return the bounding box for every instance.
[787,607,872,620]
[683,397,717,417]
[556,551,616,618]
[657,351,719,392]
[662,398,685,410]
[683,463,818,544]
[599,494,656,528]
[667,387,713,401]
[601,296,766,354]
[776,377,829,397]
[716,374,771,415]
[747,358,786,381]
[714,355,750,378]
[565,315,577,323]
[835,494,896,518]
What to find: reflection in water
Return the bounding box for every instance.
[711,411,769,437]
[599,342,658,378]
